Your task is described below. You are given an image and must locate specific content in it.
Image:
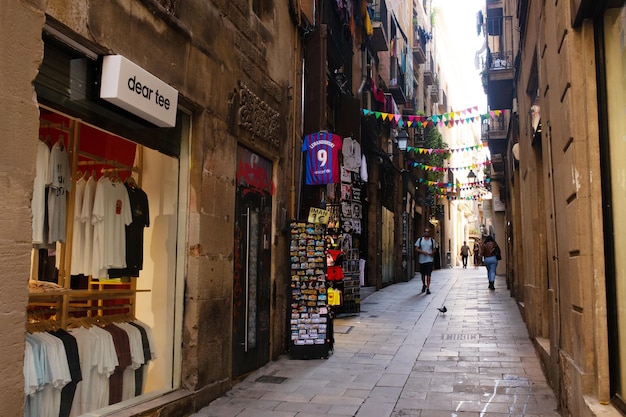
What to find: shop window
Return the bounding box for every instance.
[27,106,184,415]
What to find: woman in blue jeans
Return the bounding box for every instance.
[480,235,501,290]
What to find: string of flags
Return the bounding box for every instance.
[423,187,490,201]
[362,106,504,128]
[360,103,499,200]
[444,193,490,201]
[408,142,486,156]
[418,178,491,188]
[409,160,492,172]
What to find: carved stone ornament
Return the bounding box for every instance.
[238,82,280,149]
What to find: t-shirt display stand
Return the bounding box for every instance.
[288,221,332,359]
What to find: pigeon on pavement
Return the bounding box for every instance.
[437,306,447,313]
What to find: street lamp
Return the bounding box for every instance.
[396,129,409,151]
[467,169,477,181]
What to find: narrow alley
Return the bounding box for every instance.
[191,269,561,417]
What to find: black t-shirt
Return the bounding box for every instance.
[109,183,150,278]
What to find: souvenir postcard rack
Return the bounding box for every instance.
[288,221,331,359]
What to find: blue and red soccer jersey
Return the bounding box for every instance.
[302,132,343,185]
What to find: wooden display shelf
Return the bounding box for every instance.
[29,288,150,302]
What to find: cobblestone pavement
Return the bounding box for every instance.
[190,268,562,417]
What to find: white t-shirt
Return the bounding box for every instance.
[87,326,119,411]
[32,141,50,244]
[47,141,71,244]
[70,177,86,275]
[415,237,436,264]
[81,176,97,277]
[91,177,132,278]
[68,327,97,417]
[342,137,362,172]
[32,332,71,417]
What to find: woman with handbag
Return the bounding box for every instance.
[480,235,501,290]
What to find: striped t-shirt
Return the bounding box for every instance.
[302,132,343,185]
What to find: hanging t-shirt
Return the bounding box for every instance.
[69,177,86,276]
[127,321,152,396]
[80,176,97,277]
[47,141,71,243]
[86,326,118,411]
[341,137,362,172]
[115,322,145,401]
[91,177,132,278]
[33,141,50,244]
[103,324,132,405]
[360,154,368,182]
[68,326,97,417]
[302,132,343,185]
[108,182,150,278]
[49,329,82,417]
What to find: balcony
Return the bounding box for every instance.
[387,58,407,104]
[412,24,429,64]
[423,54,435,85]
[484,14,515,110]
[370,2,389,52]
[429,84,439,103]
[482,109,510,164]
[486,109,509,139]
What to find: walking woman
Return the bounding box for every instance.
[480,235,501,290]
[473,240,481,268]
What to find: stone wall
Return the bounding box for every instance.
[0,2,45,413]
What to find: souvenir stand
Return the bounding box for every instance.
[288,212,333,359]
[325,163,364,316]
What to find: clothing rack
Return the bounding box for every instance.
[39,120,72,133]
[28,112,147,330]
[67,303,133,313]
[65,312,135,329]
[77,150,139,172]
[26,319,62,333]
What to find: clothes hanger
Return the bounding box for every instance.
[125,174,138,188]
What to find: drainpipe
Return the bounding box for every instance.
[357,46,368,99]
[290,0,302,219]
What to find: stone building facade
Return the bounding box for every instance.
[2,0,298,415]
[485,0,626,416]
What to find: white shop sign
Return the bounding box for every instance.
[100,55,178,128]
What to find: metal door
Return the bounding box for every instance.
[232,147,273,377]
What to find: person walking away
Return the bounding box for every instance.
[473,240,481,269]
[480,235,501,290]
[415,228,437,294]
[460,241,471,269]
